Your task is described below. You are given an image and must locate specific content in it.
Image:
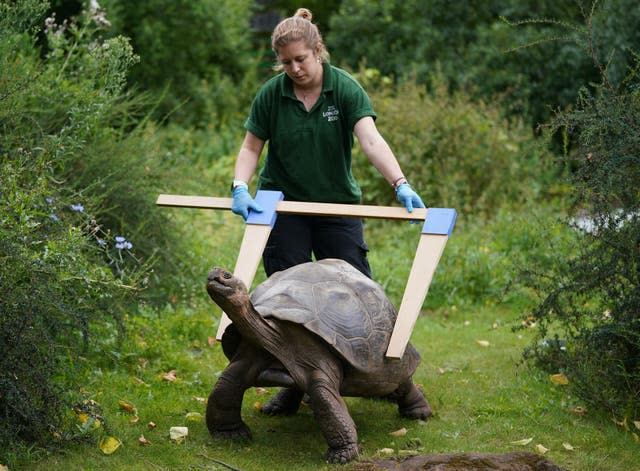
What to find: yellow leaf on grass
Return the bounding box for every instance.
[1,465,9,471]
[535,444,548,455]
[119,400,137,414]
[510,438,533,446]
[253,401,262,411]
[99,436,122,455]
[634,420,640,431]
[185,412,202,422]
[139,434,152,446]
[389,427,407,437]
[476,340,490,347]
[377,448,394,455]
[550,373,569,385]
[148,421,157,429]
[562,442,575,451]
[129,415,139,424]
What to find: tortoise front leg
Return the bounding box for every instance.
[206,343,271,440]
[307,366,360,464]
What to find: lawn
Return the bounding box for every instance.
[19,210,638,470]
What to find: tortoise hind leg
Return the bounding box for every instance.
[261,387,304,416]
[394,378,433,420]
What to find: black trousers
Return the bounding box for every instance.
[262,214,371,278]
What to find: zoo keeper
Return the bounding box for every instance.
[230,7,425,278]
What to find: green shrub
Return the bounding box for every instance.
[102,0,259,127]
[0,0,200,452]
[352,71,557,217]
[517,13,640,421]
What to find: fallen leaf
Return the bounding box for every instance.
[129,415,139,424]
[634,420,640,431]
[389,427,407,437]
[569,406,586,415]
[438,367,446,374]
[253,401,262,411]
[77,412,90,424]
[510,438,533,446]
[169,426,188,443]
[133,377,148,386]
[0,464,8,471]
[377,448,394,455]
[162,370,178,382]
[476,340,490,347]
[632,432,639,443]
[148,421,157,429]
[192,396,206,403]
[550,373,569,385]
[118,400,137,414]
[562,442,574,451]
[139,434,152,446]
[255,387,268,395]
[535,444,548,455]
[185,412,202,422]
[99,436,122,455]
[398,449,419,456]
[612,416,628,429]
[207,336,217,346]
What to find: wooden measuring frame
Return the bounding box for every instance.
[156,192,457,358]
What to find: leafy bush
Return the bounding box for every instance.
[0,0,200,452]
[351,70,557,217]
[101,0,259,127]
[328,0,640,128]
[517,14,640,421]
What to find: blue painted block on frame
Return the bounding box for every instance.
[247,190,284,227]
[422,208,457,236]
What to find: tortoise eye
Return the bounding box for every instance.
[222,272,232,279]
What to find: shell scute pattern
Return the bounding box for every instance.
[250,259,397,372]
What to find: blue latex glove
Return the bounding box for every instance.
[231,186,263,221]
[396,183,425,213]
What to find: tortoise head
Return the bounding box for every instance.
[206,268,249,312]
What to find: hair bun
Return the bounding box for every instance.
[294,8,313,21]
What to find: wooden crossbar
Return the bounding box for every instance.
[156,194,427,220]
[157,192,456,358]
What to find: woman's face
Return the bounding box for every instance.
[277,40,322,88]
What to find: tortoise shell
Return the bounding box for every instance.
[249,258,398,372]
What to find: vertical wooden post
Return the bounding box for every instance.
[215,190,283,339]
[385,208,457,358]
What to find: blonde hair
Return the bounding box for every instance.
[271,8,329,67]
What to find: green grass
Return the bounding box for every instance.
[15,209,639,471]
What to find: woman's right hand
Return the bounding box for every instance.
[231,186,263,221]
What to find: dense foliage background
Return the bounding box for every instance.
[1,0,638,465]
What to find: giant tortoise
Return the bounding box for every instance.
[205,258,432,463]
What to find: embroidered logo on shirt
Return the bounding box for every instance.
[323,105,340,122]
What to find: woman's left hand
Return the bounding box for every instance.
[396,183,425,213]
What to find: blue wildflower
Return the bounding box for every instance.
[49,213,59,221]
[97,239,106,247]
[71,203,84,212]
[46,197,54,204]
[115,236,133,250]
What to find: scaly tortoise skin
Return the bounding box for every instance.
[205,258,432,464]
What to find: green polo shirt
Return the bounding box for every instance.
[245,63,376,203]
